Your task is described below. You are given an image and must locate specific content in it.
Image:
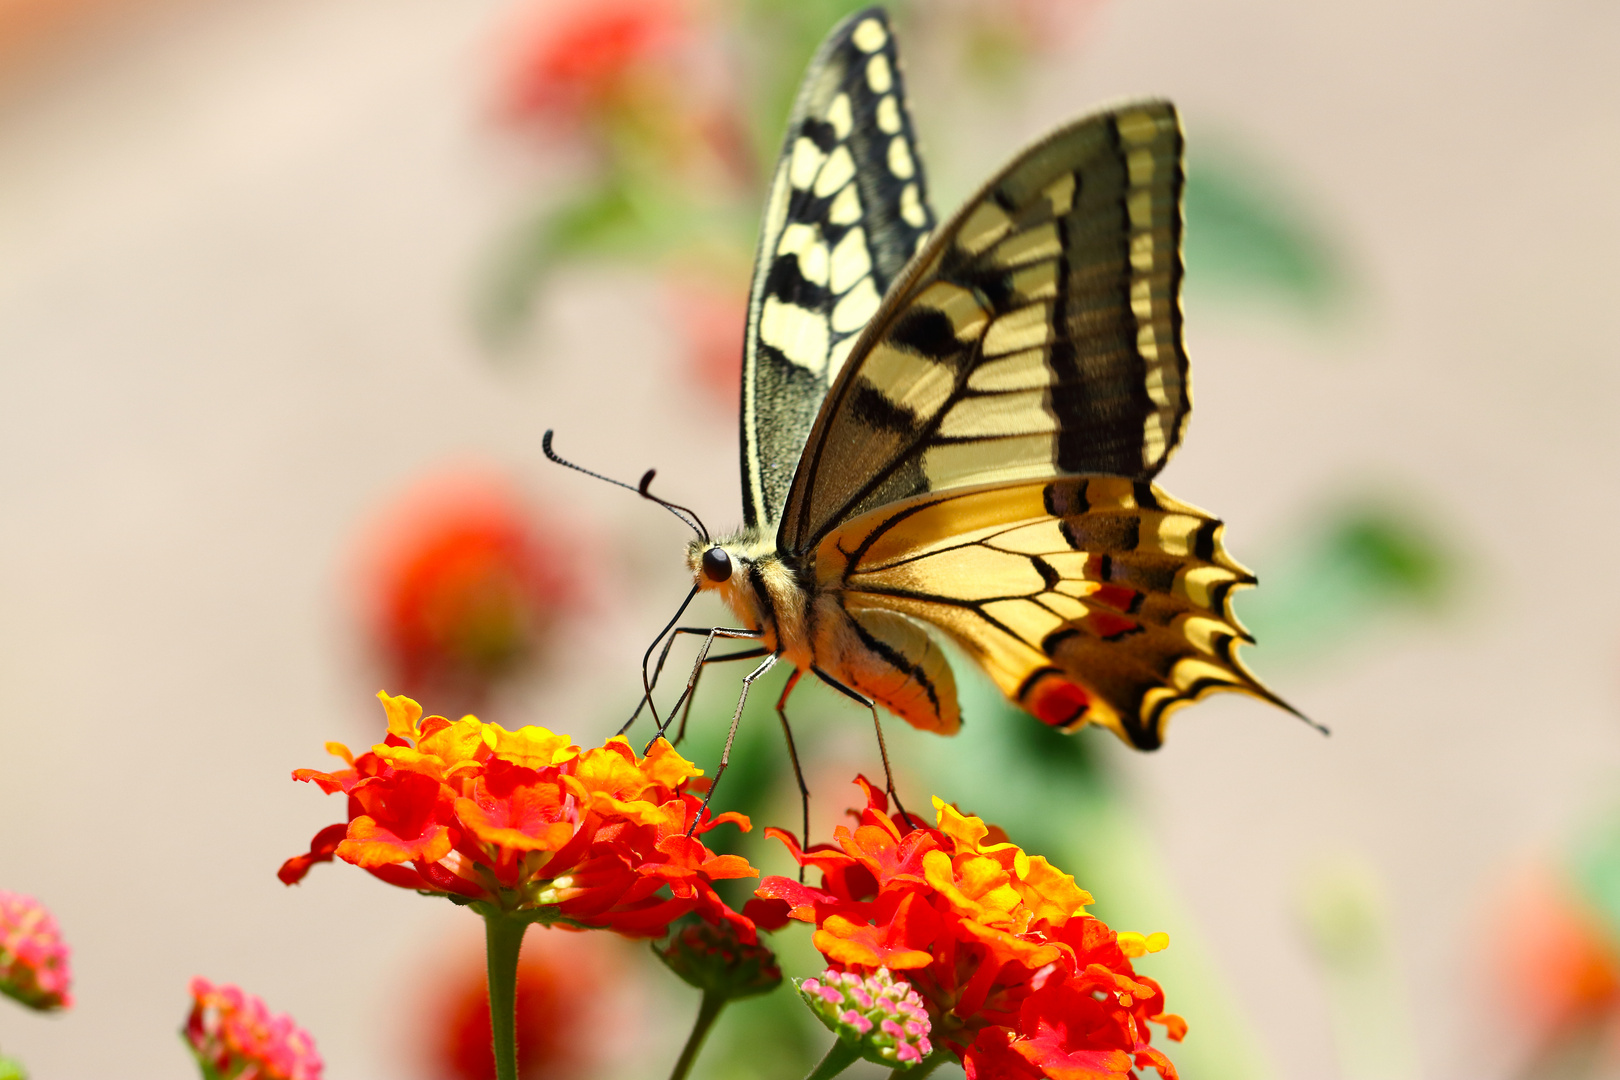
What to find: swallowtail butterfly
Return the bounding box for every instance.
[556,7,1306,810]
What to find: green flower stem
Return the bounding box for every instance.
[481,910,531,1080]
[888,1049,949,1079]
[667,989,727,1080]
[803,1038,862,1080]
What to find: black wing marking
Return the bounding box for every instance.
[739,7,937,532]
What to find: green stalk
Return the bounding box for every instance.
[888,1048,949,1079]
[481,911,530,1080]
[667,989,727,1080]
[803,1038,861,1080]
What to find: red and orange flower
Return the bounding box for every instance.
[754,779,1182,1078]
[281,693,759,940]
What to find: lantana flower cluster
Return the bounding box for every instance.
[755,779,1184,1079]
[0,891,72,1012]
[184,977,322,1080]
[280,693,758,938]
[799,967,933,1068]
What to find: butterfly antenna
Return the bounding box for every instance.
[542,430,709,541]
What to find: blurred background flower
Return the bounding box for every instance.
[0,893,70,1014]
[353,470,584,719]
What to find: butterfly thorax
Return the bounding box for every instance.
[688,530,814,662]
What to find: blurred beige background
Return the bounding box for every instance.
[0,0,1618,1077]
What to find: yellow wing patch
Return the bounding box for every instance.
[820,477,1283,749]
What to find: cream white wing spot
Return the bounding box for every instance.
[983,304,1053,357]
[760,296,829,374]
[831,278,881,333]
[827,335,859,382]
[990,222,1061,268]
[866,53,893,93]
[830,226,872,295]
[1044,173,1076,215]
[967,347,1051,393]
[957,201,1013,255]
[827,93,854,139]
[938,389,1057,439]
[851,16,888,52]
[888,137,915,179]
[828,183,862,226]
[789,137,826,190]
[777,222,829,287]
[876,96,901,133]
[814,145,856,198]
[1127,147,1156,186]
[1130,231,1155,272]
[1009,260,1059,302]
[859,343,955,416]
[900,183,927,227]
[913,281,990,341]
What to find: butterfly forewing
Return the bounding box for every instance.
[779,102,1191,557]
[740,7,937,532]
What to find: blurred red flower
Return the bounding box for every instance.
[185,977,322,1080]
[419,927,617,1080]
[0,891,71,1012]
[755,778,1181,1078]
[358,472,581,713]
[281,693,759,941]
[500,0,684,128]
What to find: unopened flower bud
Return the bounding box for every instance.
[655,915,782,1000]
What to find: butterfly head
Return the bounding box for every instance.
[687,529,778,615]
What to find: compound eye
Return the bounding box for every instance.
[701,546,732,583]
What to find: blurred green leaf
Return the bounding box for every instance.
[1184,148,1351,318]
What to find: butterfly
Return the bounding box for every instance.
[551,6,1306,813]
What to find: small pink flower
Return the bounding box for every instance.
[796,967,933,1068]
[184,978,322,1080]
[0,892,71,1011]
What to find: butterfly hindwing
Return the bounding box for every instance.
[740,7,937,532]
[778,102,1191,557]
[817,478,1277,749]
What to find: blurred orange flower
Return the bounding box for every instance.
[0,891,71,1012]
[1497,869,1620,1039]
[359,472,580,713]
[281,693,759,940]
[755,778,1181,1077]
[185,977,322,1080]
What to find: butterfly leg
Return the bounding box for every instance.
[650,628,763,748]
[811,667,917,830]
[690,653,778,836]
[772,669,811,882]
[619,625,761,738]
[671,645,770,746]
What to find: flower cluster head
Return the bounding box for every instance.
[184,978,321,1080]
[280,693,759,940]
[755,778,1184,1079]
[0,892,71,1012]
[799,967,933,1069]
[655,914,782,1001]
